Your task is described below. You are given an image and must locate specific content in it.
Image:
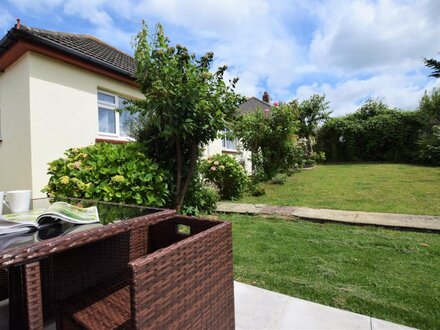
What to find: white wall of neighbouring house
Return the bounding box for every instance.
[204,139,252,174]
[28,52,143,198]
[0,53,33,193]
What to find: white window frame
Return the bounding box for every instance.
[222,129,238,152]
[97,90,132,140]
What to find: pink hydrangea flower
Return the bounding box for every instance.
[273,102,279,106]
[264,108,270,114]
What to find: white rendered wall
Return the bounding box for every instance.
[0,53,33,193]
[28,52,143,197]
[204,138,252,174]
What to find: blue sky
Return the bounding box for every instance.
[1,0,439,116]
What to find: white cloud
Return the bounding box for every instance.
[5,0,440,115]
[309,0,440,74]
[7,0,64,13]
[295,72,439,116]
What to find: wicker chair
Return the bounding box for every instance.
[57,216,235,330]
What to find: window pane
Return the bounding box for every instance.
[119,110,133,137]
[98,92,116,104]
[99,107,116,133]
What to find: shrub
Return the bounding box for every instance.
[271,173,287,185]
[248,182,266,197]
[317,99,423,163]
[182,177,219,216]
[201,154,248,200]
[43,143,169,206]
[234,101,301,181]
[419,125,440,165]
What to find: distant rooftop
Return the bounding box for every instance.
[239,96,272,114]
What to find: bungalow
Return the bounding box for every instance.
[0,22,266,198]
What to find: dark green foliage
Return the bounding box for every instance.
[298,94,331,158]
[43,143,169,206]
[419,125,440,165]
[127,22,243,211]
[317,99,424,162]
[201,154,248,200]
[181,177,219,216]
[234,101,301,181]
[418,87,440,165]
[424,56,440,78]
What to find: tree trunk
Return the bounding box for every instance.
[306,136,313,158]
[176,144,198,213]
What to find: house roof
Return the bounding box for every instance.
[239,97,272,114]
[0,24,136,80]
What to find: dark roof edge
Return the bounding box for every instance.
[0,27,135,80]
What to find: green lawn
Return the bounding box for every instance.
[221,213,440,329]
[239,163,440,215]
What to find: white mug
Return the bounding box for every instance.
[0,192,4,214]
[3,190,32,213]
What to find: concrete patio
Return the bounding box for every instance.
[0,281,417,329]
[234,282,416,330]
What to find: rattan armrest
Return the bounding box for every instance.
[129,220,234,330]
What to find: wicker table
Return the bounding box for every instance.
[0,198,176,329]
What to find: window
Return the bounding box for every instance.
[97,91,134,139]
[222,129,238,151]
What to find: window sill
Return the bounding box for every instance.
[222,149,240,154]
[95,137,130,144]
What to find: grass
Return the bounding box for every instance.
[239,163,440,215]
[221,213,440,329]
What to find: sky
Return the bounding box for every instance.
[0,0,439,116]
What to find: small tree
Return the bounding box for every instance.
[234,101,300,180]
[128,23,242,211]
[298,94,331,158]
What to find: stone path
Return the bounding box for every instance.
[235,282,416,330]
[217,202,440,231]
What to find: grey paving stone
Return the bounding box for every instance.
[371,318,417,330]
[234,282,416,330]
[235,281,289,329]
[218,203,440,231]
[277,297,371,330]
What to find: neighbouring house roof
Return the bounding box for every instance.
[239,97,272,114]
[0,23,136,85]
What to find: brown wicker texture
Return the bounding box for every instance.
[0,268,8,300]
[1,209,176,329]
[58,216,235,330]
[0,209,176,268]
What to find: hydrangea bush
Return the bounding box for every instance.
[201,154,248,200]
[43,143,169,206]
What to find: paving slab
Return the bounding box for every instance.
[234,282,417,330]
[371,318,416,330]
[217,203,440,231]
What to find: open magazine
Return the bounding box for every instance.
[0,201,100,235]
